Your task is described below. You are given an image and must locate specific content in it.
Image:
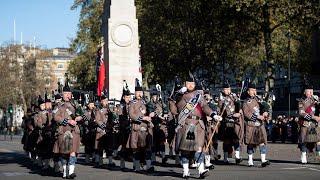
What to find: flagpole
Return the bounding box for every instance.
[13,19,16,45]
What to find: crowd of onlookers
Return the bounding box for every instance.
[266,115,300,144]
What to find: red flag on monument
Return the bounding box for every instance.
[97,46,105,97]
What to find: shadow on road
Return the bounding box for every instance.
[0,151,61,177]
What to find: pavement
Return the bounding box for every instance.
[0,135,319,180]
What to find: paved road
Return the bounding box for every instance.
[0,135,319,180]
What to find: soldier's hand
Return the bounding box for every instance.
[143,116,151,121]
[141,109,146,114]
[149,112,155,118]
[75,116,82,122]
[68,120,77,126]
[258,115,266,121]
[262,112,269,118]
[213,115,222,122]
[233,113,241,118]
[313,116,320,122]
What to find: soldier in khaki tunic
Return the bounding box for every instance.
[33,96,47,168]
[36,94,54,170]
[117,82,132,170]
[202,90,218,169]
[52,85,82,179]
[104,97,121,168]
[171,73,221,178]
[42,94,55,170]
[126,79,155,173]
[52,93,63,173]
[298,84,320,164]
[147,88,169,165]
[82,98,97,164]
[94,95,108,167]
[242,83,270,167]
[218,82,244,164]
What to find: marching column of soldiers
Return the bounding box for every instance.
[20,72,320,179]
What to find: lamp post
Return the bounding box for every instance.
[8,104,13,141]
[288,30,291,118]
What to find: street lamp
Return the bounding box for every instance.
[8,104,13,141]
[287,30,291,118]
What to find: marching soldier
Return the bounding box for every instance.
[147,87,168,165]
[117,81,132,170]
[22,105,37,163]
[167,76,184,165]
[171,72,222,178]
[33,96,46,167]
[40,94,55,170]
[52,93,63,173]
[218,82,244,164]
[105,97,121,167]
[126,79,155,173]
[298,83,320,164]
[94,95,108,167]
[202,90,218,169]
[52,84,82,179]
[82,98,97,164]
[242,82,270,167]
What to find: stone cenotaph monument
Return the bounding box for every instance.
[105,0,142,99]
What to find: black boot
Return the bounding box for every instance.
[261,160,270,167]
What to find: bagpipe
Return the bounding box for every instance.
[106,107,120,133]
[239,78,274,121]
[169,76,185,102]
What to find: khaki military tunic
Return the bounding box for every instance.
[53,101,81,154]
[298,97,320,143]
[242,96,267,145]
[126,99,154,150]
[218,93,244,144]
[172,90,213,152]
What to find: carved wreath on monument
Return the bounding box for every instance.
[111,22,134,47]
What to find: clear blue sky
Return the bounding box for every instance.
[0,0,80,48]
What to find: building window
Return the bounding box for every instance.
[57,64,64,69]
[44,64,50,69]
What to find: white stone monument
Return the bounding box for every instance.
[105,0,142,99]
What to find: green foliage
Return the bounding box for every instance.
[69,0,105,91]
[70,0,320,89]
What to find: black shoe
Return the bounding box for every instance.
[261,161,270,167]
[67,173,76,179]
[146,167,155,173]
[223,161,230,165]
[162,157,168,165]
[120,167,127,172]
[108,162,116,168]
[94,163,102,168]
[183,174,190,179]
[199,170,209,179]
[235,158,243,164]
[214,155,221,161]
[248,164,254,167]
[206,164,214,169]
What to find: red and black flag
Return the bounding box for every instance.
[96,46,105,97]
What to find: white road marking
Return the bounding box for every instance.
[308,168,320,172]
[282,167,307,170]
[2,172,29,176]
